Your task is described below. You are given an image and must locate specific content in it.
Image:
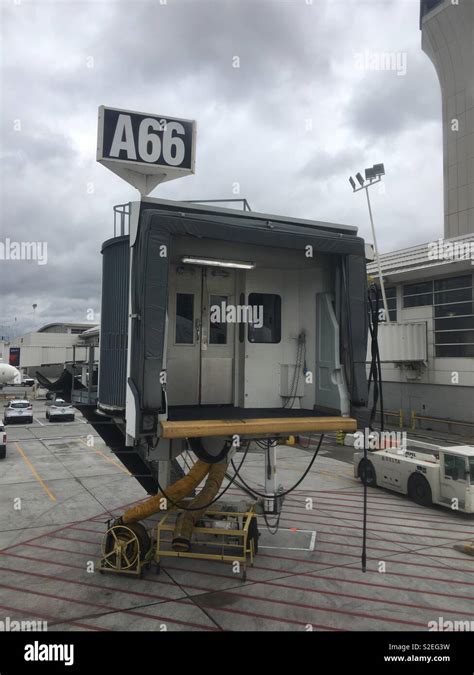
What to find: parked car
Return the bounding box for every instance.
[0,420,6,459]
[22,377,35,387]
[4,400,33,425]
[45,399,75,422]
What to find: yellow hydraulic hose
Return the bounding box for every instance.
[122,459,211,524]
[172,461,228,551]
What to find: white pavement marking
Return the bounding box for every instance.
[259,528,317,552]
[33,417,44,426]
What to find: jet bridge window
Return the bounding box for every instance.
[176,293,194,344]
[248,293,281,344]
[444,454,467,481]
[209,295,228,345]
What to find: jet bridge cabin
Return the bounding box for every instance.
[96,198,368,484]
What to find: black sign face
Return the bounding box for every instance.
[9,347,20,367]
[99,107,194,170]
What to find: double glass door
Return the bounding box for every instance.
[166,265,235,406]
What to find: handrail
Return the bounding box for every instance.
[375,409,404,429]
[113,203,131,237]
[411,411,474,432]
[183,198,252,212]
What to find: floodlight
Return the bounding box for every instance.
[373,163,385,176]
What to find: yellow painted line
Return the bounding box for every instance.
[77,438,130,475]
[14,442,56,503]
[95,450,131,476]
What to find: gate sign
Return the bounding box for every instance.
[97,106,196,195]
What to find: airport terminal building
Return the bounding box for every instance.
[5,322,96,379]
[368,0,474,433]
[368,235,474,430]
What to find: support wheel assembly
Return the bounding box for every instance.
[101,522,151,573]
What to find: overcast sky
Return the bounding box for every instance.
[0,0,443,338]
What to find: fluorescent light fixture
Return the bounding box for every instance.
[373,163,385,176]
[365,167,376,181]
[181,256,256,270]
[349,176,356,190]
[356,172,365,187]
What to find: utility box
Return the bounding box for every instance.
[372,322,427,362]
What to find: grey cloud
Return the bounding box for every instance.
[0,0,445,338]
[347,54,441,138]
[298,147,366,182]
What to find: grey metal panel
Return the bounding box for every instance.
[98,235,130,411]
[316,293,340,409]
[375,322,428,362]
[200,358,233,404]
[135,196,359,235]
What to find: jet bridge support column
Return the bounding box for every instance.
[264,444,282,515]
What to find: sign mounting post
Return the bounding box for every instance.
[97,106,196,196]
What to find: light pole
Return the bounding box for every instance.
[349,164,390,322]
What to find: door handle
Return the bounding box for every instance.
[195,319,201,342]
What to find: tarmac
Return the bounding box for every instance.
[1,387,473,632]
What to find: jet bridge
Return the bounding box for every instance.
[83,197,370,490]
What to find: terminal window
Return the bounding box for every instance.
[403,281,433,308]
[434,276,474,357]
[403,276,474,357]
[385,287,397,321]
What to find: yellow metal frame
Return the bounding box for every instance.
[160,416,357,439]
[411,410,474,432]
[155,507,257,580]
[384,409,404,429]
